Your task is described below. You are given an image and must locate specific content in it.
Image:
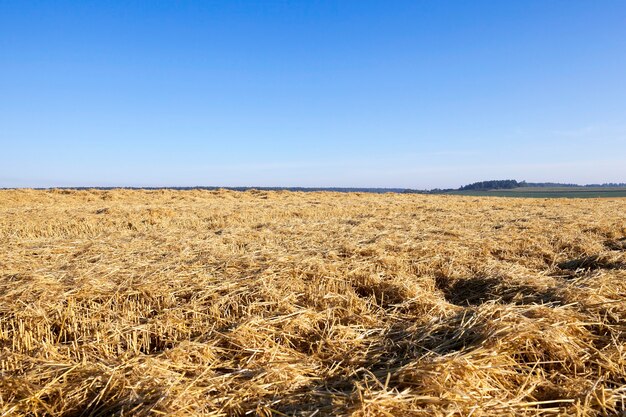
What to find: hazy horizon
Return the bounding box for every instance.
[2,1,625,188]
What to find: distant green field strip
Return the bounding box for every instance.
[507,187,626,193]
[447,187,626,198]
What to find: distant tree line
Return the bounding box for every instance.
[10,181,625,194]
[459,180,520,191]
[27,186,426,194]
[579,183,626,188]
[456,180,626,191]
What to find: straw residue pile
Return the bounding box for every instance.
[1,189,625,416]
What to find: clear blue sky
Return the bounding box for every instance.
[1,1,625,188]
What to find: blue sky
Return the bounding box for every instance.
[1,1,625,188]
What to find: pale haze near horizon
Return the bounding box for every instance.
[1,1,625,189]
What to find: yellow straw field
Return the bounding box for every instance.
[1,189,625,416]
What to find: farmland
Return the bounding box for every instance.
[1,189,625,416]
[447,187,626,198]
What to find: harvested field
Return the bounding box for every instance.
[1,189,625,416]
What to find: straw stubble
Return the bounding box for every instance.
[0,189,624,416]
